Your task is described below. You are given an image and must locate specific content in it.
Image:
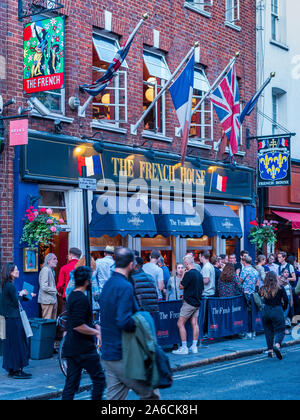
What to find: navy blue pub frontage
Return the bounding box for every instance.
[13,130,256,317]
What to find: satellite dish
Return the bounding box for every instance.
[0,95,3,114]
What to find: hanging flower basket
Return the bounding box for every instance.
[20,206,65,248]
[249,220,278,250]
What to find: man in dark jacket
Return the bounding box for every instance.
[130,257,159,313]
[100,248,159,400]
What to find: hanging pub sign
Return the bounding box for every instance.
[257,136,291,187]
[23,16,65,94]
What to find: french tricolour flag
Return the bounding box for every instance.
[78,155,102,177]
[169,54,195,166]
[212,172,227,192]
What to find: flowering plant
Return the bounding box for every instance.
[20,206,64,247]
[249,220,278,249]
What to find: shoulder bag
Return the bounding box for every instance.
[19,302,33,338]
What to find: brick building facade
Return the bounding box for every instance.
[0,0,257,315]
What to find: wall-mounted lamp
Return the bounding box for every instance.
[194,156,201,168]
[54,119,63,133]
[81,132,105,154]
[68,96,80,110]
[141,139,156,161]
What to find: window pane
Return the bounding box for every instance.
[93,34,128,68]
[194,69,209,92]
[143,51,171,80]
[33,89,62,113]
[39,190,65,207]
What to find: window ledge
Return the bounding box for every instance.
[224,146,246,157]
[184,4,211,18]
[142,130,173,143]
[188,139,212,150]
[225,21,241,32]
[30,111,74,124]
[91,120,127,135]
[269,39,289,51]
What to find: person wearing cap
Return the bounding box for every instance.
[96,246,116,294]
[57,247,82,301]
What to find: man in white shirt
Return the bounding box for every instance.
[143,250,165,300]
[200,250,215,297]
[96,246,116,293]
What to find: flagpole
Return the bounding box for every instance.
[78,13,149,118]
[191,52,240,117]
[130,41,200,135]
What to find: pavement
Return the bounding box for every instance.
[0,334,299,400]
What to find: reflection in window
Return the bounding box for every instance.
[92,33,127,125]
[190,68,213,141]
[143,50,171,134]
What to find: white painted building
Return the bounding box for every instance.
[256,0,300,159]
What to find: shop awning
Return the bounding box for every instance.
[153,200,204,238]
[272,211,300,230]
[203,204,243,238]
[89,195,157,238]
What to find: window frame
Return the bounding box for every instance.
[225,0,240,24]
[189,67,213,143]
[271,0,279,41]
[185,0,213,16]
[91,31,128,127]
[142,48,171,137]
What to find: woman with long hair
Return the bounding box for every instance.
[217,263,243,298]
[1,263,34,378]
[260,271,289,360]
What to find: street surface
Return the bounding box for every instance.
[68,345,300,400]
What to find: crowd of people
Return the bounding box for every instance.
[0,244,299,398]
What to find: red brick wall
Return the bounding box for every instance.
[0,0,15,264]
[2,0,257,262]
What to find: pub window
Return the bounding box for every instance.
[225,0,240,24]
[92,33,128,126]
[143,49,171,135]
[38,189,67,224]
[190,68,213,141]
[185,0,213,13]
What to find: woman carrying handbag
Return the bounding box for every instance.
[1,263,36,378]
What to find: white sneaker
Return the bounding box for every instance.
[190,346,198,354]
[172,347,189,355]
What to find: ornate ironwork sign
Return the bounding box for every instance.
[257,135,291,187]
[18,0,64,21]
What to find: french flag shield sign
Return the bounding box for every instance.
[169,54,195,165]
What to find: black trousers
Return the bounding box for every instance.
[262,305,285,351]
[62,350,106,400]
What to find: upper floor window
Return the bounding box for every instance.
[143,49,171,135]
[271,0,279,40]
[190,68,213,141]
[272,87,286,135]
[185,0,213,14]
[92,33,128,126]
[225,0,240,24]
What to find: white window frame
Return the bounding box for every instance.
[225,0,240,24]
[189,67,213,143]
[91,32,128,128]
[143,49,171,137]
[271,0,279,41]
[38,186,70,231]
[185,0,213,15]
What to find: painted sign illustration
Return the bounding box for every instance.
[23,16,65,94]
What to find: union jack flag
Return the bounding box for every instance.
[210,64,240,157]
[79,38,134,97]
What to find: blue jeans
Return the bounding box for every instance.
[262,305,285,350]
